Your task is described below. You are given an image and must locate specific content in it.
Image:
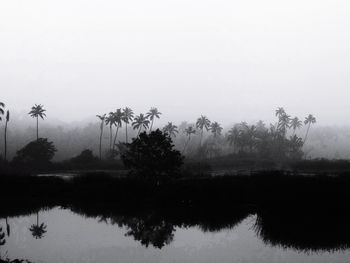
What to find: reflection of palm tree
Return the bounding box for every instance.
[5,217,10,237]
[29,104,46,141]
[196,115,211,146]
[96,114,106,160]
[183,126,196,154]
[0,227,5,246]
[146,107,161,131]
[132,114,150,136]
[112,109,123,151]
[122,107,134,143]
[162,122,179,137]
[290,117,302,136]
[29,212,47,239]
[210,122,222,138]
[105,112,116,150]
[303,114,316,145]
[4,110,9,161]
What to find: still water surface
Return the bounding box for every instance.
[1,208,349,263]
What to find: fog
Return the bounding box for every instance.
[1,0,350,125]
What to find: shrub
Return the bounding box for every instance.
[121,129,184,178]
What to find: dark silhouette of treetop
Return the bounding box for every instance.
[13,138,57,167]
[121,129,184,177]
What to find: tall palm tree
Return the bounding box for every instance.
[4,110,9,161]
[196,115,211,146]
[105,112,116,150]
[29,104,46,141]
[112,109,123,151]
[162,122,179,138]
[290,117,303,136]
[132,113,150,136]
[303,114,316,144]
[122,107,134,143]
[29,212,47,239]
[183,126,196,154]
[146,107,161,131]
[96,114,106,160]
[210,122,223,138]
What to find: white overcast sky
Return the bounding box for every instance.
[1,0,350,126]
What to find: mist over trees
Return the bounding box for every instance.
[1,102,349,163]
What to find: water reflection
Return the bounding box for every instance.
[29,212,47,239]
[1,205,350,262]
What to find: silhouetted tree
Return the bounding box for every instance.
[13,138,57,167]
[70,149,99,164]
[112,108,123,151]
[121,129,183,177]
[96,114,106,160]
[210,121,222,138]
[146,107,161,131]
[304,114,316,145]
[196,115,211,147]
[183,125,196,154]
[28,104,46,141]
[290,117,303,136]
[29,212,47,239]
[132,113,150,136]
[162,122,178,137]
[4,110,9,161]
[227,125,240,153]
[105,112,116,150]
[122,107,134,143]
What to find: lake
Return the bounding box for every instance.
[1,207,350,263]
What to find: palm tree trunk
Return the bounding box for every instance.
[303,123,311,145]
[150,119,154,131]
[112,126,120,151]
[138,127,142,136]
[36,116,39,141]
[4,119,8,161]
[99,127,103,160]
[109,125,113,150]
[199,129,203,147]
[36,212,39,226]
[183,136,191,154]
[125,124,128,143]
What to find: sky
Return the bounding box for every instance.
[1,0,350,126]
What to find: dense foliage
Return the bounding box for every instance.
[121,129,184,177]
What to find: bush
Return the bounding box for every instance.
[70,149,99,164]
[12,138,57,168]
[121,129,184,178]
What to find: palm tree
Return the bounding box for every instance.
[290,117,303,136]
[105,112,116,150]
[275,107,286,118]
[210,122,223,138]
[183,126,196,154]
[122,107,134,143]
[227,125,240,152]
[162,122,179,137]
[146,107,161,131]
[4,110,9,161]
[277,113,291,136]
[196,115,211,146]
[112,109,123,151]
[29,212,47,239]
[303,114,316,144]
[132,114,150,136]
[29,104,46,141]
[96,114,106,160]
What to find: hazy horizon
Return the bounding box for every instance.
[2,0,350,125]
